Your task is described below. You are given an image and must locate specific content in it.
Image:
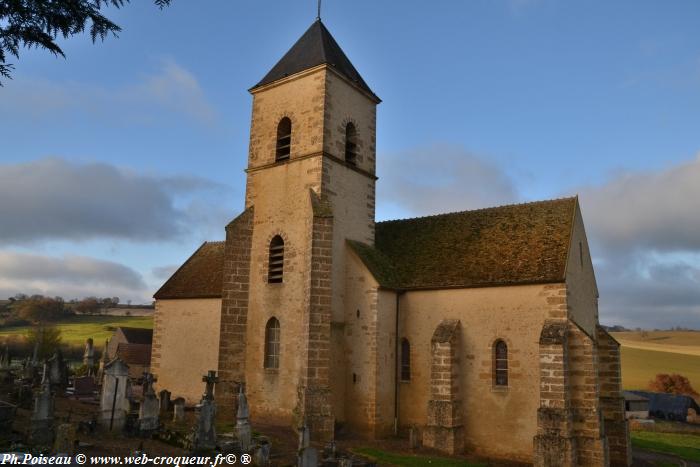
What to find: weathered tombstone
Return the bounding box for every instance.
[0,345,9,368]
[0,400,17,434]
[54,423,77,454]
[97,339,109,382]
[192,370,218,451]
[408,425,420,450]
[138,373,160,433]
[323,440,337,459]
[47,350,68,389]
[83,338,95,375]
[159,389,171,414]
[99,359,130,431]
[236,384,252,452]
[72,376,97,398]
[337,459,352,467]
[253,438,271,467]
[30,365,55,446]
[297,423,318,467]
[172,397,186,422]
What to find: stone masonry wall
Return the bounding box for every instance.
[217,208,254,415]
[596,326,631,466]
[423,319,464,455]
[534,320,577,467]
[568,323,608,466]
[295,191,334,441]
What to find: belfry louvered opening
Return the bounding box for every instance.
[268,235,285,283]
[276,117,292,161]
[344,122,357,166]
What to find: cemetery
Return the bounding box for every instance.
[0,338,392,466]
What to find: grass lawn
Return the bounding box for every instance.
[632,431,700,462]
[617,346,700,390]
[352,447,486,467]
[0,315,153,346]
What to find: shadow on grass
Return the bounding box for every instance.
[352,447,487,467]
[632,431,700,463]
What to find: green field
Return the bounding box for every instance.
[611,331,700,390]
[0,315,153,346]
[632,431,700,462]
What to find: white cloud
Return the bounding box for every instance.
[0,251,149,303]
[0,157,232,244]
[578,153,700,254]
[0,59,217,125]
[377,144,517,217]
[574,153,700,329]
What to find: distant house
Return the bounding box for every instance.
[630,391,700,422]
[105,327,153,379]
[623,391,649,419]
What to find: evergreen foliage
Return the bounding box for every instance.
[0,0,171,83]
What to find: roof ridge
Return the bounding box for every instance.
[377,196,577,225]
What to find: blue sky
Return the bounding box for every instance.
[1,0,699,328]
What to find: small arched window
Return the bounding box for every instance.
[268,236,284,283]
[400,338,411,381]
[276,117,292,162]
[344,122,357,166]
[494,340,508,387]
[264,317,280,369]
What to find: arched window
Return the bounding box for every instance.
[494,340,508,386]
[400,338,411,381]
[264,317,280,369]
[344,122,357,166]
[268,236,284,283]
[276,117,292,161]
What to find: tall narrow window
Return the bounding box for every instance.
[268,236,284,283]
[400,338,411,381]
[264,317,280,369]
[494,340,508,387]
[276,117,292,161]
[344,122,357,166]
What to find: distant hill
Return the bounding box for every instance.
[611,331,700,391]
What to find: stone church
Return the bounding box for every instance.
[152,19,631,466]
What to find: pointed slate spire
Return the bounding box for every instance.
[253,20,378,101]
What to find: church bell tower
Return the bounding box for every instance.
[217,19,380,441]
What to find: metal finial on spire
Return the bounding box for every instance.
[317,0,322,20]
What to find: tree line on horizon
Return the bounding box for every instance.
[0,294,125,327]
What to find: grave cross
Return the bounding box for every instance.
[202,370,218,400]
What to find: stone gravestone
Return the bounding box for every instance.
[54,423,77,455]
[236,384,252,452]
[72,376,97,398]
[47,350,68,389]
[83,338,95,376]
[0,345,9,368]
[297,423,318,467]
[409,425,420,450]
[30,365,54,446]
[99,359,130,431]
[253,438,271,467]
[97,339,109,383]
[192,370,218,451]
[159,389,171,415]
[138,373,160,433]
[172,397,185,422]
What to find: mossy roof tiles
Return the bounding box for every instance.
[153,241,225,299]
[352,197,577,290]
